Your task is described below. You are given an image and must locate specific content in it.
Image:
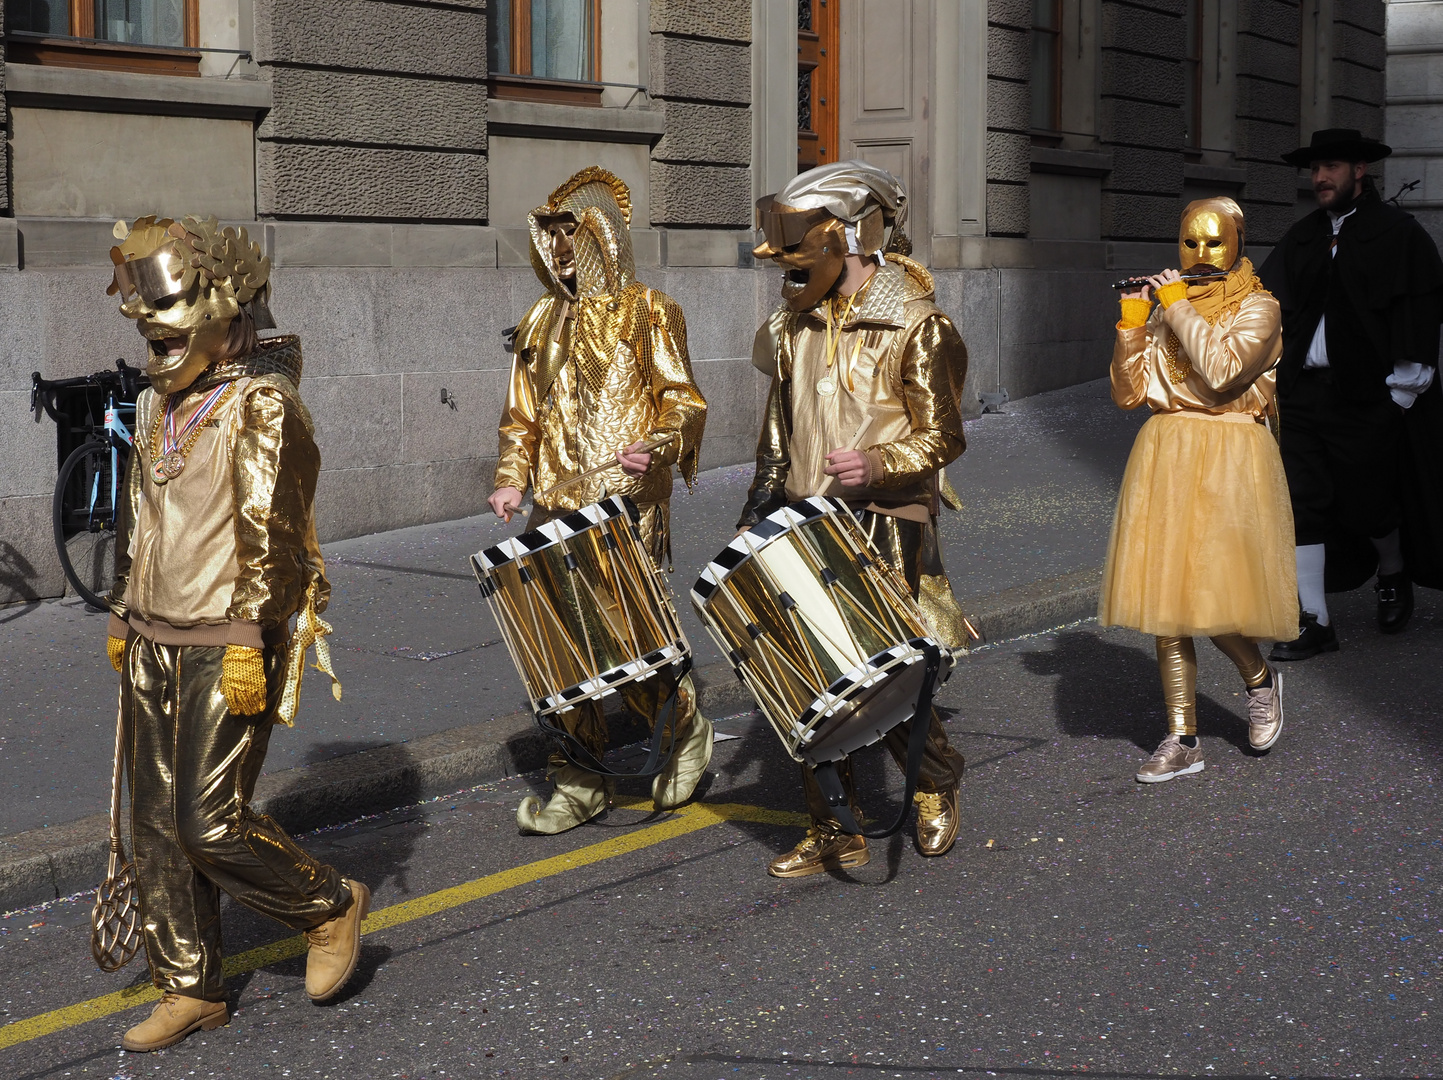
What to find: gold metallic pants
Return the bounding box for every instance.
[1156,634,1270,736]
[528,499,697,772]
[547,670,700,772]
[801,510,966,830]
[122,634,349,1001]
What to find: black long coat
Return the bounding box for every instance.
[1259,190,1443,589]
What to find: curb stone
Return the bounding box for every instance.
[0,575,1100,912]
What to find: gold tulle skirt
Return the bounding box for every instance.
[1099,410,1298,639]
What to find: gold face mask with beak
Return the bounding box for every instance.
[1178,207,1241,273]
[109,216,271,396]
[114,243,240,395]
[752,197,847,312]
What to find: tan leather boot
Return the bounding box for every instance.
[305,878,371,1002]
[516,764,607,834]
[652,713,713,810]
[122,993,228,1052]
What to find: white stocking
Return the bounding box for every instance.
[1296,543,1329,626]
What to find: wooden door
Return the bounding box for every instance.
[838,0,932,262]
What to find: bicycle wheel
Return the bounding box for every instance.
[53,441,121,610]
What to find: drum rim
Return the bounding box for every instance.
[471,495,635,574]
[535,641,689,716]
[690,496,851,602]
[793,634,946,740]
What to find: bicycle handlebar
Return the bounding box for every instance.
[31,358,148,421]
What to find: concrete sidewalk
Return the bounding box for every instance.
[0,378,1145,908]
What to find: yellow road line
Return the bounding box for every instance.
[0,800,804,1052]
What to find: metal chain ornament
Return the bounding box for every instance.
[91,701,141,972]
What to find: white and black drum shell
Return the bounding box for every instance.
[691,497,952,765]
[472,497,690,718]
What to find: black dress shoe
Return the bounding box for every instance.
[1375,572,1414,635]
[1270,612,1340,661]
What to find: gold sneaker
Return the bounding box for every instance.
[914,786,960,856]
[1135,734,1204,783]
[767,826,869,878]
[305,878,371,1002]
[1245,668,1284,751]
[121,993,228,1052]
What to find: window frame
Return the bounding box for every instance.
[6,0,202,76]
[487,0,604,108]
[1182,0,1204,151]
[1030,0,1063,138]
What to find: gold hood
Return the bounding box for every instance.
[528,166,636,299]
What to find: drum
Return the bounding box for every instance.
[690,496,953,766]
[471,496,691,720]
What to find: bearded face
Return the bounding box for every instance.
[752,206,847,312]
[1178,208,1240,274]
[115,244,241,395]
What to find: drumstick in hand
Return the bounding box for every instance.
[824,412,877,493]
[536,432,678,504]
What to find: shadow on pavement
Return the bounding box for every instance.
[1020,629,1249,752]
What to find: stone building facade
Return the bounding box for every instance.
[0,0,1392,604]
[1386,0,1443,249]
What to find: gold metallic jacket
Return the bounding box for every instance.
[108,336,328,648]
[494,171,707,514]
[1112,267,1282,419]
[740,254,967,526]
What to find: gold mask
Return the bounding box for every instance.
[109,216,272,395]
[1178,206,1241,273]
[752,203,847,313]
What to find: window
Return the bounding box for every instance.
[1183,0,1203,149]
[1030,0,1062,133]
[488,0,601,104]
[6,0,199,73]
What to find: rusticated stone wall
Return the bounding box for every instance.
[253,0,488,221]
[986,0,1031,237]
[1098,0,1187,242]
[1234,1,1304,244]
[648,0,752,228]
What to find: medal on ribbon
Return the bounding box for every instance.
[149,381,236,485]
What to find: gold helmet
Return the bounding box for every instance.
[109,216,274,395]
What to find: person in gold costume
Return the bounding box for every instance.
[489,167,711,833]
[1101,197,1297,783]
[101,217,368,1050]
[739,160,970,877]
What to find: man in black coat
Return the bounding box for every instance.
[1259,128,1443,661]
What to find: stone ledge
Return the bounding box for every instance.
[487,98,666,144]
[0,570,1103,912]
[5,64,271,119]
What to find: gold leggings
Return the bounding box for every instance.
[1156,634,1270,736]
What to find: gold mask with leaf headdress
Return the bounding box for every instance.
[109,216,274,395]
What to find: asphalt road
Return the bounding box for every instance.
[1,585,1436,1079]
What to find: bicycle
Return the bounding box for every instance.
[31,359,149,610]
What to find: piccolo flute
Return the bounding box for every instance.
[1110,268,1228,291]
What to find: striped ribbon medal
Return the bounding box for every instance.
[151,381,234,484]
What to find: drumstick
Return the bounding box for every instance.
[535,432,678,504]
[846,411,876,451]
[822,411,877,494]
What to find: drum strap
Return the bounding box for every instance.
[538,657,693,779]
[810,644,942,839]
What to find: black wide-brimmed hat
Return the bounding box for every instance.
[1283,128,1392,167]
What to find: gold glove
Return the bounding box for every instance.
[221,645,269,716]
[106,635,126,673]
